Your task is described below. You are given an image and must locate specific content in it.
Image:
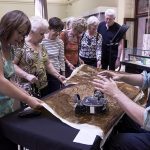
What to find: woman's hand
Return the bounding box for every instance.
[26,96,43,109]
[25,74,38,84]
[115,58,120,69]
[79,58,84,65]
[57,75,66,83]
[92,75,121,98]
[68,63,75,70]
[97,60,101,68]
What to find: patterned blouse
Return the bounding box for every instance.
[60,30,80,65]
[14,43,49,90]
[0,42,15,118]
[79,31,102,61]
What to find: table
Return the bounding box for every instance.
[0,109,101,150]
[121,61,150,74]
[0,65,141,150]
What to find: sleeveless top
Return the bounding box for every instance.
[0,43,15,118]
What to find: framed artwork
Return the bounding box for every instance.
[137,0,149,14]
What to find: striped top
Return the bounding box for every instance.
[42,38,65,73]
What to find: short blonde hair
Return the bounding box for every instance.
[87,16,99,26]
[72,17,87,31]
[30,16,49,32]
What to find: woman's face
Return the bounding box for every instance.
[48,29,61,40]
[88,24,98,34]
[9,24,28,46]
[73,27,85,36]
[30,28,46,44]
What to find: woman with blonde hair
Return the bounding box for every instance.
[60,17,87,77]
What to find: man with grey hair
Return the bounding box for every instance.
[97,9,123,70]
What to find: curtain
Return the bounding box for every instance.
[35,0,48,19]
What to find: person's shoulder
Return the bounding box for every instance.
[57,37,64,44]
[114,22,121,28]
[98,21,105,27]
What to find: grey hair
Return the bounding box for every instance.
[71,17,87,30]
[105,9,116,18]
[66,17,75,29]
[30,16,49,32]
[87,16,99,26]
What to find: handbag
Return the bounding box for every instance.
[20,83,41,98]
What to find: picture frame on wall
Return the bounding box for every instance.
[137,0,149,14]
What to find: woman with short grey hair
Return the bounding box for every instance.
[79,16,102,68]
[30,16,49,32]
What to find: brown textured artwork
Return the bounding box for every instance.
[43,65,141,136]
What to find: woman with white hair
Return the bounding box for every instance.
[97,9,123,70]
[79,16,102,68]
[14,16,65,98]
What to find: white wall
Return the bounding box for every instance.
[0,1,34,18]
[66,0,118,17]
[0,0,67,20]
[0,0,135,24]
[47,3,67,19]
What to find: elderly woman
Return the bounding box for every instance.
[42,17,65,93]
[79,16,102,68]
[65,17,75,30]
[14,16,65,98]
[60,17,87,77]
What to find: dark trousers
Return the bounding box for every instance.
[101,49,118,71]
[46,73,62,94]
[80,56,97,67]
[0,134,18,150]
[103,114,150,150]
[65,63,78,78]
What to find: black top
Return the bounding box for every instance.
[97,21,121,52]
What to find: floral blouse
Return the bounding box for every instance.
[14,43,49,90]
[79,31,102,61]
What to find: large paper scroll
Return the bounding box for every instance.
[42,65,142,145]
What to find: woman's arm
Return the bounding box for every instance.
[59,40,65,74]
[13,58,38,84]
[45,60,65,83]
[0,58,41,108]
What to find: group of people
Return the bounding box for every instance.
[0,7,149,150]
